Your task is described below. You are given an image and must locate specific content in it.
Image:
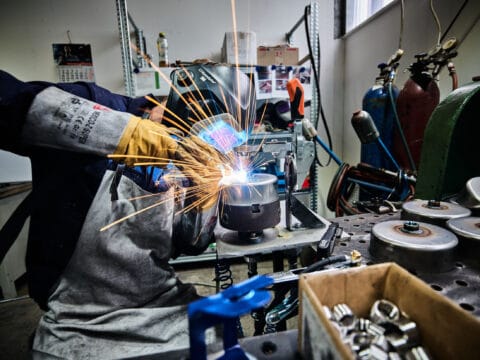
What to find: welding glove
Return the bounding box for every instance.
[116,118,223,209]
[22,86,222,209]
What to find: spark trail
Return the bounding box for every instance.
[102,2,272,233]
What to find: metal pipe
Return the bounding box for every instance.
[285,5,310,45]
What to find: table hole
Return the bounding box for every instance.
[261,341,277,355]
[460,303,475,312]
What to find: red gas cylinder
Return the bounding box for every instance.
[392,57,440,172]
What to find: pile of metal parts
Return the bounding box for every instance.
[326,300,431,360]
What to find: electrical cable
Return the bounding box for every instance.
[388,82,416,174]
[440,0,469,42]
[430,0,442,46]
[398,0,405,50]
[304,5,334,167]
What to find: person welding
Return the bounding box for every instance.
[0,66,252,358]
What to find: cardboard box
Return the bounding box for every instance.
[299,263,480,360]
[222,31,257,66]
[257,46,299,66]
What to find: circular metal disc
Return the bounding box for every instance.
[370,220,458,272]
[447,217,480,240]
[402,199,471,220]
[372,220,458,251]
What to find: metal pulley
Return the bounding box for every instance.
[369,220,458,272]
[401,199,471,227]
[447,216,480,263]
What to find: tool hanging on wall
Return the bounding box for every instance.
[392,0,460,173]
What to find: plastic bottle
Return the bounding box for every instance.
[157,32,169,67]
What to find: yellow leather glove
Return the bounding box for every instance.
[114,117,223,209]
[114,116,178,165]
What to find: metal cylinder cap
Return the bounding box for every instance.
[401,199,471,226]
[446,216,480,240]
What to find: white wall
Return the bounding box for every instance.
[0,0,344,218]
[342,0,480,166]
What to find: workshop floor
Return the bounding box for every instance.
[0,260,295,359]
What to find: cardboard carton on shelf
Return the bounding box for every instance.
[257,45,299,66]
[299,262,480,360]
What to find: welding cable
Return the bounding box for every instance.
[398,0,405,50]
[430,0,442,47]
[302,254,349,274]
[440,0,469,42]
[304,5,334,168]
[388,82,417,174]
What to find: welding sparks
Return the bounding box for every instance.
[101,3,274,234]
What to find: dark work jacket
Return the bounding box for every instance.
[0,70,154,309]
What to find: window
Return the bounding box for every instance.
[335,0,395,38]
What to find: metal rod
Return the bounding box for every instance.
[314,135,342,166]
[377,138,401,171]
[347,178,394,193]
[286,6,309,45]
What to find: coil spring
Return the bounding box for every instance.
[214,260,233,291]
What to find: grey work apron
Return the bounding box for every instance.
[32,170,205,359]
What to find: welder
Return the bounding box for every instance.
[0,69,223,358]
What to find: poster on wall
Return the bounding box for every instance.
[52,43,95,83]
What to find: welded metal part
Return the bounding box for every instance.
[369,220,458,272]
[388,352,403,360]
[332,303,355,328]
[367,343,389,360]
[357,318,372,332]
[447,216,480,263]
[387,333,410,352]
[345,331,372,352]
[401,199,471,227]
[391,316,420,346]
[371,334,389,352]
[370,299,400,324]
[366,322,386,337]
[447,216,480,240]
[216,199,333,257]
[322,305,333,321]
[455,177,480,210]
[405,346,432,360]
[219,173,280,233]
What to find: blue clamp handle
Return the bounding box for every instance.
[188,275,273,360]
